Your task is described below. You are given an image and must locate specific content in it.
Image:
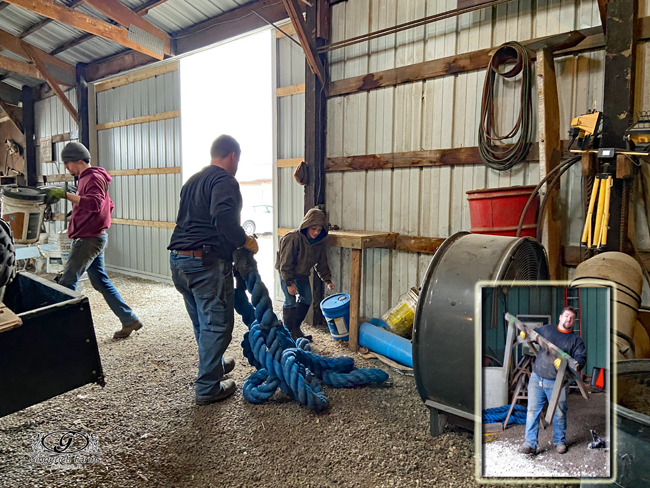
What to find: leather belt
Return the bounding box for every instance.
[172,249,202,258]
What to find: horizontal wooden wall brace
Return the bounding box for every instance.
[327,22,650,98]
[278,158,303,168]
[109,167,180,176]
[96,110,179,130]
[112,218,176,229]
[42,166,180,182]
[395,236,445,254]
[277,83,305,97]
[277,228,445,254]
[562,246,650,271]
[325,142,566,171]
[95,62,179,93]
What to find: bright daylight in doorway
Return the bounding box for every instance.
[179,29,274,287]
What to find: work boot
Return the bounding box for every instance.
[555,444,567,454]
[195,379,237,405]
[518,444,536,455]
[292,302,312,342]
[282,306,296,334]
[113,320,143,339]
[224,357,235,375]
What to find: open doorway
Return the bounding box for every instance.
[179,29,275,289]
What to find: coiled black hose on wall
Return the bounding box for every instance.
[479,41,534,171]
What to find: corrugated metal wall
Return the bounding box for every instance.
[275,28,307,299]
[35,89,79,236]
[96,69,182,281]
[326,0,606,320]
[482,286,609,374]
[276,31,306,231]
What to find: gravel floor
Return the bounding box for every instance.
[0,272,581,488]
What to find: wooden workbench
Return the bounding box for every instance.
[326,231,397,351]
[277,228,444,352]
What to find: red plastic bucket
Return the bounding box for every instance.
[466,185,539,238]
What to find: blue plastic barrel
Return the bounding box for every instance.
[320,293,351,341]
[359,322,413,368]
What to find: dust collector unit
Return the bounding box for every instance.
[412,231,549,436]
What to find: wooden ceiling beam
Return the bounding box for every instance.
[597,0,609,34]
[22,43,78,122]
[0,30,75,85]
[50,33,93,56]
[4,0,164,60]
[282,0,325,85]
[0,54,47,83]
[135,0,170,15]
[83,0,172,56]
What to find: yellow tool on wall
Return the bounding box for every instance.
[581,174,613,249]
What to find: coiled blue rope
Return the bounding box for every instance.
[232,249,389,412]
[483,404,527,425]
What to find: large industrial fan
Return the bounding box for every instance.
[412,231,549,436]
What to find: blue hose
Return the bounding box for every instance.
[232,249,389,412]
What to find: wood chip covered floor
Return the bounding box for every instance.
[0,272,567,488]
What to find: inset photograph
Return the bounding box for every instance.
[478,284,611,480]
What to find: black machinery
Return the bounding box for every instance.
[0,217,104,418]
[412,231,549,436]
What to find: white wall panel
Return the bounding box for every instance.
[96,70,181,281]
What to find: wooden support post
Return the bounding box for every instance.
[76,63,89,149]
[22,86,36,187]
[602,0,638,251]
[303,0,328,327]
[581,152,597,176]
[349,248,362,352]
[537,48,563,280]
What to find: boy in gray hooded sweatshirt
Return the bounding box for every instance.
[275,208,335,341]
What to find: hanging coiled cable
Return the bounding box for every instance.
[479,41,534,171]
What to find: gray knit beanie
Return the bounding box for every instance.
[61,142,91,163]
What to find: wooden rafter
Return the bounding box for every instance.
[0,99,22,133]
[4,0,164,60]
[21,43,78,122]
[135,0,171,15]
[282,0,325,85]
[597,0,609,34]
[0,55,46,83]
[83,0,171,56]
[0,30,76,85]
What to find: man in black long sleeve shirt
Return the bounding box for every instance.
[519,306,586,455]
[169,135,258,405]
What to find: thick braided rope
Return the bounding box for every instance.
[483,404,527,425]
[231,249,388,411]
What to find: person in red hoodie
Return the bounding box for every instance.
[47,142,143,339]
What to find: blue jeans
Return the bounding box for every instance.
[59,233,139,327]
[279,273,312,308]
[170,253,234,398]
[524,372,569,449]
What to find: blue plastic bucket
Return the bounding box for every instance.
[359,322,413,368]
[320,293,351,341]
